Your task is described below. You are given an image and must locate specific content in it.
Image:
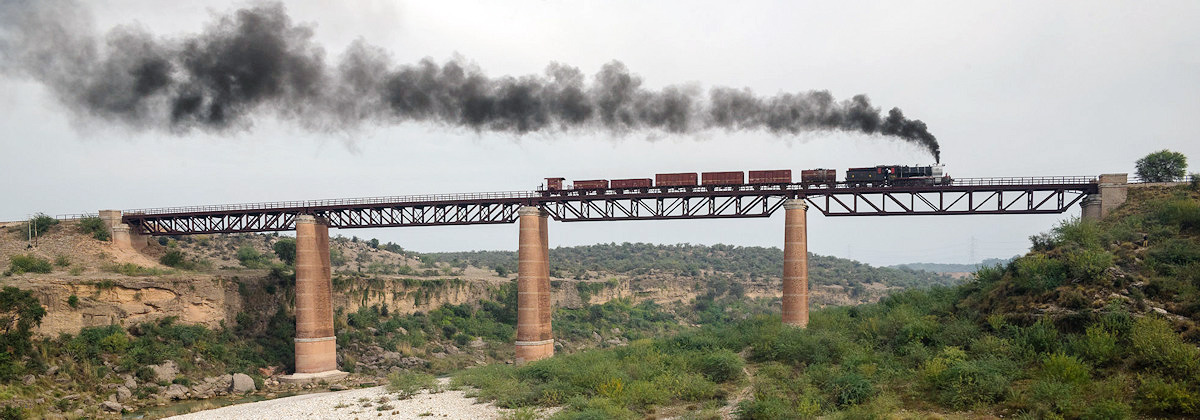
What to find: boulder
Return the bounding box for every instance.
[469,338,486,348]
[149,360,179,383]
[230,373,256,393]
[122,374,137,389]
[21,375,35,386]
[101,400,124,412]
[116,386,132,402]
[163,384,188,400]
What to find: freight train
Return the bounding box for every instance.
[542,164,949,192]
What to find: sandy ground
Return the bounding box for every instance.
[166,379,518,420]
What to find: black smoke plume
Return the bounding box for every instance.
[0,0,941,162]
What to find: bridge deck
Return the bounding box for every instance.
[116,176,1100,235]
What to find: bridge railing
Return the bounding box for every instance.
[55,213,98,221]
[123,191,542,216]
[1129,174,1197,184]
[946,176,1098,186]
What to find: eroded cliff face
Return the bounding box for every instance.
[5,274,242,337]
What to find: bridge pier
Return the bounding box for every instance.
[281,215,347,383]
[782,199,809,327]
[515,206,554,363]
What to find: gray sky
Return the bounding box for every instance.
[2,1,1198,266]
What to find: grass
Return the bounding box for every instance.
[387,371,437,399]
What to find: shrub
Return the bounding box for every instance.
[921,352,1016,409]
[1190,173,1200,191]
[0,406,24,420]
[1137,375,1199,415]
[0,287,46,380]
[1068,325,1118,365]
[693,349,744,383]
[237,246,270,268]
[160,249,186,268]
[387,371,436,399]
[27,213,58,235]
[1012,254,1067,292]
[7,255,52,275]
[273,239,296,265]
[1064,248,1113,282]
[78,216,109,241]
[53,255,70,267]
[1039,353,1089,386]
[829,371,874,407]
[1129,316,1199,377]
[1082,399,1131,420]
[1155,199,1200,232]
[67,295,79,308]
[735,397,794,420]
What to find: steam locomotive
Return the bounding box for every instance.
[541,164,950,192]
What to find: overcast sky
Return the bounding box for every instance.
[2,1,1198,266]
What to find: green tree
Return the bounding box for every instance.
[1136,150,1188,182]
[273,238,297,265]
[0,287,46,380]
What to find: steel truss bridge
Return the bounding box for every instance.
[117,176,1100,236]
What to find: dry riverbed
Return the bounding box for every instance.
[165,378,537,420]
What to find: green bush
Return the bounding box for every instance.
[0,287,46,381]
[1137,375,1199,415]
[1013,254,1067,292]
[78,216,110,241]
[1068,325,1119,365]
[1082,399,1132,420]
[27,213,58,235]
[0,406,24,420]
[273,239,296,265]
[236,246,271,269]
[387,371,436,399]
[1039,353,1090,386]
[1065,248,1114,281]
[7,255,52,275]
[694,349,744,383]
[829,371,874,407]
[1136,150,1187,182]
[735,397,797,420]
[921,351,1016,409]
[1155,199,1200,232]
[1129,316,1198,377]
[160,249,186,268]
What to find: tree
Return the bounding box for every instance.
[273,239,297,265]
[0,287,46,380]
[1136,150,1187,182]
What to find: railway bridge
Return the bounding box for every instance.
[88,173,1124,382]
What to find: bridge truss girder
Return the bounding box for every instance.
[807,188,1089,216]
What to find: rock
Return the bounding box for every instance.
[330,384,348,391]
[101,400,124,412]
[122,374,137,389]
[116,386,132,402]
[230,373,256,393]
[605,338,624,346]
[149,360,179,383]
[47,365,59,376]
[611,328,622,335]
[163,384,188,400]
[190,382,215,399]
[591,331,602,341]
[469,338,486,348]
[432,352,446,359]
[396,327,408,335]
[21,374,35,385]
[444,344,460,355]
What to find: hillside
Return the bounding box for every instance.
[450,183,1200,419]
[0,215,954,418]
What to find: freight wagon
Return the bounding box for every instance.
[748,170,792,184]
[572,179,610,189]
[701,171,745,186]
[611,178,653,189]
[800,169,837,186]
[656,173,699,187]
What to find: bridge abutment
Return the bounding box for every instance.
[515,206,554,363]
[98,210,148,251]
[782,199,809,327]
[1081,173,1128,221]
[282,215,347,383]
